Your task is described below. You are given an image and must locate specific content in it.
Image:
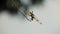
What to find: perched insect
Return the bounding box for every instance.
[0,0,43,24]
[26,11,42,24]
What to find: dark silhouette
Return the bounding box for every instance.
[0,0,44,14]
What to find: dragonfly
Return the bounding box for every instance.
[27,11,42,24]
[19,10,42,24]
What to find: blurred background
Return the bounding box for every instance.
[0,0,60,34]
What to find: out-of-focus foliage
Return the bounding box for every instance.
[32,0,44,4]
[0,0,44,14]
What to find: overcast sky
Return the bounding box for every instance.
[0,0,60,34]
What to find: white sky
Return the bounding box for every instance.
[0,0,60,34]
